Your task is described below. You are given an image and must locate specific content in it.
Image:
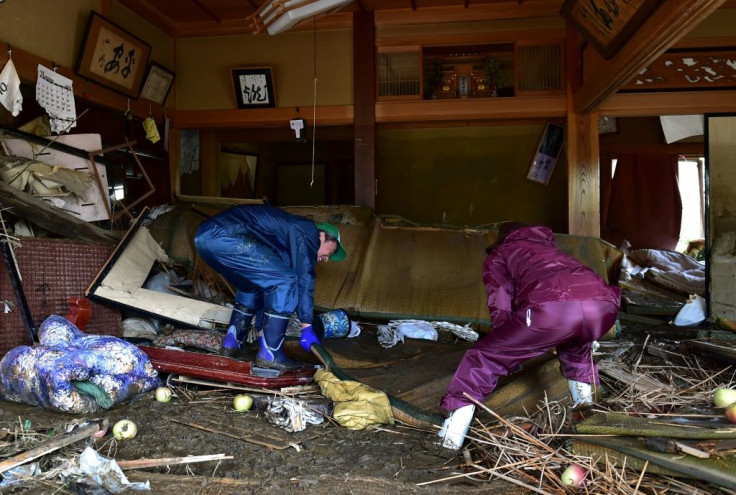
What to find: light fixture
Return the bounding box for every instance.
[250,0,353,35]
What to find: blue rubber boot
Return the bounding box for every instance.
[255,313,303,372]
[221,303,254,359]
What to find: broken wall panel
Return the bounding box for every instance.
[0,237,122,357]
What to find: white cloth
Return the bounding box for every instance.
[0,59,23,116]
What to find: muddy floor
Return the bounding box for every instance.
[1,319,733,494]
[0,380,521,494]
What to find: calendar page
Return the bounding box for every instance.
[36,65,77,134]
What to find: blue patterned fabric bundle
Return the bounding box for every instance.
[0,316,159,413]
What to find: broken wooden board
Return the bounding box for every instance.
[0,180,119,244]
[3,134,111,221]
[87,208,231,330]
[597,359,672,394]
[576,435,736,489]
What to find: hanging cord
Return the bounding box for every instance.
[310,16,317,188]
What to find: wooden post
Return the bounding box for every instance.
[353,10,376,210]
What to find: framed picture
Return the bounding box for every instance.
[599,116,618,134]
[561,0,660,60]
[231,67,275,109]
[218,151,258,199]
[527,123,565,185]
[76,12,151,98]
[139,62,176,105]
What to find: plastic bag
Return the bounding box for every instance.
[673,294,706,326]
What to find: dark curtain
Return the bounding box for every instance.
[602,153,682,250]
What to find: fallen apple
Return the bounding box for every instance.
[112,419,137,440]
[726,403,736,424]
[155,386,173,403]
[713,388,736,408]
[560,463,587,487]
[233,394,253,412]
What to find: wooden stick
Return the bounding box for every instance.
[117,453,233,470]
[0,421,103,473]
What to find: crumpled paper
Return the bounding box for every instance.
[314,369,393,430]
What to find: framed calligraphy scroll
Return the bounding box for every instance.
[561,0,660,60]
[140,62,176,105]
[231,67,276,109]
[76,12,151,98]
[527,123,565,185]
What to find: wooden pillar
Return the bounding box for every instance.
[565,25,600,237]
[353,10,376,210]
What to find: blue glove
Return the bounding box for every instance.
[299,324,321,353]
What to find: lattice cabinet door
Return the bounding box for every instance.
[515,40,566,96]
[377,46,422,101]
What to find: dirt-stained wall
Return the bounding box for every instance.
[376,125,568,230]
[0,1,173,79]
[175,29,353,110]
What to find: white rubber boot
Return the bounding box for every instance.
[568,380,594,407]
[437,404,475,451]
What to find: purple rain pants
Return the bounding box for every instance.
[440,299,619,412]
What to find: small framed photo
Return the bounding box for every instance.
[139,62,176,105]
[76,12,151,99]
[598,116,618,134]
[527,123,565,185]
[231,67,275,109]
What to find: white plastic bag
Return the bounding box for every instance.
[397,321,438,341]
[673,294,706,327]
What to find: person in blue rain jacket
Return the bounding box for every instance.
[194,204,347,371]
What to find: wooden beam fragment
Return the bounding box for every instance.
[116,453,233,470]
[0,421,104,473]
[574,0,727,114]
[597,360,671,394]
[0,180,119,245]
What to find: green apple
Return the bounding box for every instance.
[713,388,736,408]
[155,387,172,403]
[112,420,137,440]
[233,394,253,412]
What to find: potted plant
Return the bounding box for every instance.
[483,57,507,97]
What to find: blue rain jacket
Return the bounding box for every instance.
[195,205,320,323]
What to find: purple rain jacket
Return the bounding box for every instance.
[483,225,621,329]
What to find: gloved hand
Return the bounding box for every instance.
[299,324,321,353]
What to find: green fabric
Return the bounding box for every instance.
[72,381,114,409]
[575,412,736,440]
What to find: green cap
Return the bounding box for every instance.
[316,222,347,262]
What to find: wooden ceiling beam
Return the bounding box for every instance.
[116,0,178,37]
[374,0,563,26]
[573,0,727,115]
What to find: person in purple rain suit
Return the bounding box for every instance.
[437,222,621,451]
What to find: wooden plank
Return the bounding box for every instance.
[0,421,103,473]
[574,0,727,114]
[0,180,119,245]
[599,90,736,117]
[375,95,566,123]
[597,360,671,394]
[374,0,564,26]
[117,453,233,470]
[172,105,354,129]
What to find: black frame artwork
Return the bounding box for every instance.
[231,67,276,109]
